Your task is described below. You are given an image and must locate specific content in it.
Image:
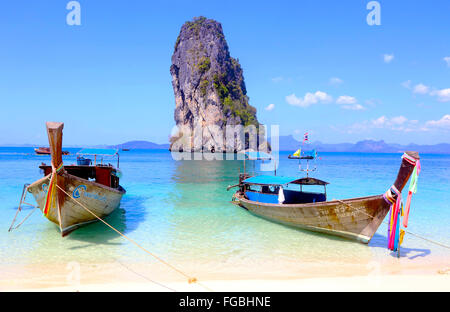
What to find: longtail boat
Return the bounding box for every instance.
[229,151,420,243]
[22,122,126,236]
[34,147,70,155]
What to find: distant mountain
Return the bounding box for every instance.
[402,143,450,154]
[270,136,450,154]
[4,138,450,154]
[347,140,398,153]
[273,135,304,151]
[1,143,40,147]
[111,140,170,150]
[271,135,354,152]
[313,141,355,153]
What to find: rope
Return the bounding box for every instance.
[113,257,178,292]
[401,229,450,250]
[336,199,450,250]
[55,184,214,292]
[9,184,39,232]
[9,205,38,231]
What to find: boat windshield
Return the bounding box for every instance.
[242,175,328,204]
[77,148,120,168]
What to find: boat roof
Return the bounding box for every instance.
[243,175,329,186]
[244,151,272,160]
[77,148,118,156]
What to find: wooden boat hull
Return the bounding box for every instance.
[34,147,69,155]
[232,151,420,244]
[28,172,125,236]
[234,193,390,243]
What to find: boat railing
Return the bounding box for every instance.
[76,148,120,168]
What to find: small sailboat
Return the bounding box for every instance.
[229,150,420,243]
[17,122,126,236]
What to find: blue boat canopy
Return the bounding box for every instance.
[243,175,329,186]
[77,148,118,156]
[244,151,272,160]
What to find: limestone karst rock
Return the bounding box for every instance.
[169,17,268,153]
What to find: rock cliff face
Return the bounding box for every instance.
[169,17,266,153]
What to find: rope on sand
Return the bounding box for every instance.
[113,257,178,292]
[55,184,214,292]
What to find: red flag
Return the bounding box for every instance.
[303,132,309,142]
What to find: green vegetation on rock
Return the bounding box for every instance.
[199,79,209,97]
[212,59,258,127]
[186,16,207,37]
[197,56,211,74]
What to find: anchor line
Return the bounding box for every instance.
[336,199,450,250]
[112,257,178,292]
[55,184,214,292]
[9,184,39,232]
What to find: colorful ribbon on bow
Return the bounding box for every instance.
[387,185,402,251]
[403,156,421,228]
[43,163,64,216]
[383,153,421,252]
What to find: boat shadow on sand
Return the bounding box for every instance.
[369,233,431,259]
[66,195,148,248]
[265,219,431,260]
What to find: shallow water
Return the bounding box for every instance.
[0,148,448,272]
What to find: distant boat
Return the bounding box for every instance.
[23,122,126,236]
[35,147,70,156]
[228,151,420,243]
[121,148,131,151]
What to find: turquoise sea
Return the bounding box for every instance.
[0,147,449,279]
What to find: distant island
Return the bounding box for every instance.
[3,137,450,154]
[109,141,170,150]
[270,135,450,154]
[169,16,268,153]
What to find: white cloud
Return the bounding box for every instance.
[403,80,450,102]
[391,116,408,125]
[265,103,275,111]
[364,99,380,107]
[370,115,410,130]
[336,96,365,110]
[444,57,450,67]
[413,83,430,94]
[370,115,421,132]
[329,77,343,86]
[340,115,450,134]
[425,115,450,129]
[271,76,283,83]
[342,104,365,110]
[286,91,332,108]
[401,80,412,89]
[430,88,450,102]
[384,54,394,63]
[336,95,357,105]
[372,116,388,127]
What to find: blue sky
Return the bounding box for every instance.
[0,0,449,145]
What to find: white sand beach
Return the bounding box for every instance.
[5,275,450,292]
[2,257,449,292]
